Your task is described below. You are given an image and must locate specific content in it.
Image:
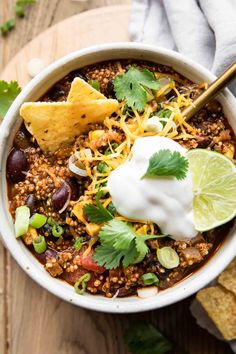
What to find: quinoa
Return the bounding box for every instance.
[7,59,235,297]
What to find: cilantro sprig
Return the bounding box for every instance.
[93,219,165,269]
[0,19,16,36]
[83,191,113,224]
[15,0,36,17]
[124,322,173,354]
[1,0,36,36]
[0,81,21,119]
[142,149,189,181]
[113,67,160,111]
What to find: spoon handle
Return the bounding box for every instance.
[182,61,236,121]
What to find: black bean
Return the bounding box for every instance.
[7,148,28,183]
[66,177,81,201]
[68,70,88,82]
[26,194,37,212]
[13,129,31,150]
[51,182,71,211]
[62,226,73,240]
[47,86,66,101]
[165,89,177,101]
[104,80,115,98]
[42,224,52,236]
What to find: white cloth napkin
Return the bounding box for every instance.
[129,0,236,79]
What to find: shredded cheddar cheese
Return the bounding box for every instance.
[71,78,207,251]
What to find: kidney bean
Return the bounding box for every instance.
[7,148,28,183]
[26,194,37,212]
[65,177,81,201]
[51,182,71,211]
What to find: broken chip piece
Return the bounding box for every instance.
[196,285,236,340]
[67,77,105,102]
[218,259,236,296]
[20,99,118,153]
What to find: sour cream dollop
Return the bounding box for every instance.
[107,136,197,241]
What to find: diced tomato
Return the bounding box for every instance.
[81,250,105,274]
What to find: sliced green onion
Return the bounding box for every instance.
[33,235,47,254]
[104,143,119,155]
[74,238,83,251]
[97,162,109,173]
[107,202,116,215]
[157,247,180,269]
[52,225,64,238]
[47,216,57,226]
[89,80,100,91]
[29,213,47,229]
[74,273,91,295]
[74,236,87,251]
[14,205,30,238]
[157,109,172,120]
[141,273,159,286]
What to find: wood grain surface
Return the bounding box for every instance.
[0,1,233,354]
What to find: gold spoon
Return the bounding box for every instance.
[182,61,236,121]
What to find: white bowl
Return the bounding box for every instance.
[0,43,236,313]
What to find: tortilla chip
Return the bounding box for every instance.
[197,286,236,340]
[20,100,118,153]
[67,78,105,102]
[218,258,236,296]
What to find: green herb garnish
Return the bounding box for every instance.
[157,109,172,119]
[0,80,21,119]
[29,213,47,229]
[124,322,173,354]
[83,190,113,224]
[142,149,188,180]
[74,273,91,295]
[0,19,15,36]
[52,225,64,238]
[15,0,36,17]
[89,79,100,91]
[113,67,160,111]
[32,235,47,254]
[93,219,164,269]
[74,237,86,251]
[141,273,160,286]
[97,161,109,173]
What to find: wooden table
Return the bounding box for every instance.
[0,1,233,353]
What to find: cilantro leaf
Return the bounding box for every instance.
[83,191,113,224]
[124,322,173,354]
[142,149,189,181]
[134,234,166,264]
[99,219,136,251]
[93,219,165,269]
[15,0,36,17]
[122,239,139,268]
[93,245,124,269]
[0,81,21,119]
[0,19,15,36]
[113,67,160,111]
[94,239,139,270]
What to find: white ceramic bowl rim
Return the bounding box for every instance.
[0,42,236,313]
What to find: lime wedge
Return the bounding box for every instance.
[187,149,236,231]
